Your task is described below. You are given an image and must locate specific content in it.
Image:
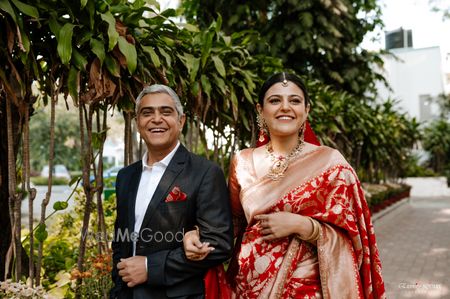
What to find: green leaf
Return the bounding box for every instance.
[87,0,95,30]
[69,176,81,187]
[212,74,226,95]
[200,74,211,99]
[53,201,68,211]
[0,0,17,23]
[35,224,48,242]
[190,57,200,82]
[177,52,195,73]
[68,66,79,102]
[212,55,226,78]
[301,12,313,28]
[18,26,30,53]
[230,89,238,120]
[239,109,250,131]
[80,0,87,9]
[144,0,159,10]
[78,31,93,46]
[11,0,38,18]
[142,46,160,68]
[161,36,175,47]
[183,23,199,32]
[101,11,119,51]
[57,23,75,65]
[90,38,105,65]
[223,36,231,47]
[117,36,137,74]
[72,49,88,70]
[105,55,120,77]
[48,15,61,39]
[214,14,222,34]
[157,47,171,66]
[201,31,213,68]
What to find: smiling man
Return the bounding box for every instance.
[110,84,233,299]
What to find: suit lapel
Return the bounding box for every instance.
[139,145,188,233]
[127,163,142,234]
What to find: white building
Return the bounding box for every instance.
[376,46,446,122]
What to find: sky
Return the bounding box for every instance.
[362,0,450,55]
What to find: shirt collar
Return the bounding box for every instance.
[141,141,180,170]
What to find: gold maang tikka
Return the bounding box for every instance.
[281,72,288,87]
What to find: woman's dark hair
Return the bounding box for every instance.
[258,72,310,107]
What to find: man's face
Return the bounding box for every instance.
[136,92,185,154]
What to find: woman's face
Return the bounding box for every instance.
[258,81,310,139]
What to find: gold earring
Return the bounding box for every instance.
[256,114,269,136]
[299,122,306,142]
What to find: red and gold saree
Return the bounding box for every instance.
[226,145,386,299]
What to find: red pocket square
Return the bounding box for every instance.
[165,186,187,202]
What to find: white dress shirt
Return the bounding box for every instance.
[133,142,180,256]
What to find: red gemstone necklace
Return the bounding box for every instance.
[265,140,304,181]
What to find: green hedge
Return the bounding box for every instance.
[31,176,70,186]
[363,183,411,209]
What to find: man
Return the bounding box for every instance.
[110,84,233,298]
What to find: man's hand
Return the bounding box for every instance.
[117,256,147,287]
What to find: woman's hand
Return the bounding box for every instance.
[254,212,312,241]
[183,228,215,261]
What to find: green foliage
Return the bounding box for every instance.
[308,81,421,183]
[363,182,411,208]
[30,176,70,186]
[400,154,436,177]
[42,239,77,284]
[181,0,386,98]
[29,101,81,173]
[22,187,116,295]
[422,119,450,173]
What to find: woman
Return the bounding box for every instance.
[184,72,386,298]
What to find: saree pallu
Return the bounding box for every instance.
[227,146,386,299]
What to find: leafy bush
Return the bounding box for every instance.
[41,239,77,284]
[400,154,436,178]
[362,183,411,209]
[22,187,116,297]
[31,176,70,185]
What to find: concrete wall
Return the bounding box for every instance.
[376,46,445,122]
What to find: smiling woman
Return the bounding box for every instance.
[183,72,386,299]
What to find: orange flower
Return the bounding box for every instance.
[70,269,81,280]
[93,262,104,270]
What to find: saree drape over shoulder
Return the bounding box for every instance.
[227,146,386,299]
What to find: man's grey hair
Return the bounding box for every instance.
[135,84,184,117]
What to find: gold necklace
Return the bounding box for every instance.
[265,141,304,181]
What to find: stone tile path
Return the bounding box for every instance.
[373,196,450,298]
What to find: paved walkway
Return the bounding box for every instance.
[373,192,450,298]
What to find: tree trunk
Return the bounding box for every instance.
[0,95,30,280]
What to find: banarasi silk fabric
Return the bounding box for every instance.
[224,145,386,299]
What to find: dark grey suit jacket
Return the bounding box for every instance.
[110,145,233,299]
